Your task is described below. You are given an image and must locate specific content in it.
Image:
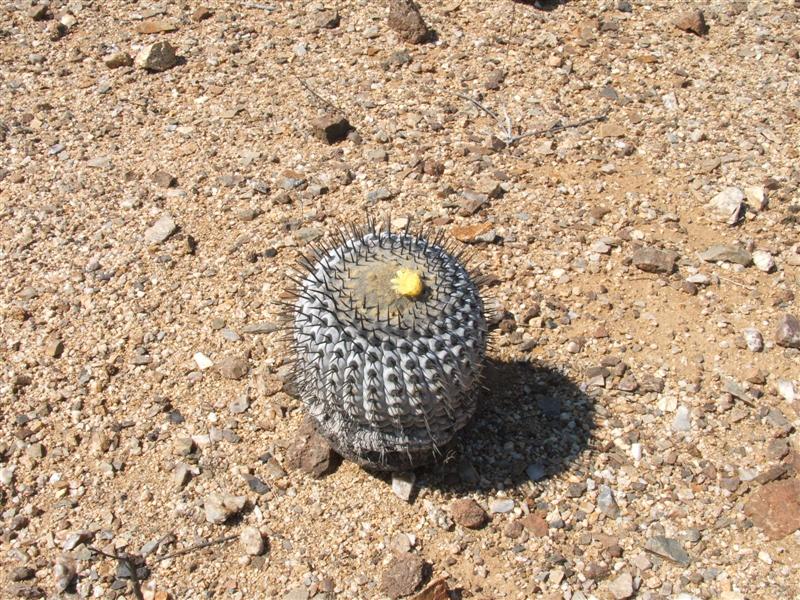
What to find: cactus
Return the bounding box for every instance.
[287,220,488,471]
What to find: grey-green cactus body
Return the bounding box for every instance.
[291,225,487,471]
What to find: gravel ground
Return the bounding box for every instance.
[1,1,799,599]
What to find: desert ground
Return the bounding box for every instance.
[1,1,799,599]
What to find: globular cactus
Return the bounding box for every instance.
[286,220,488,471]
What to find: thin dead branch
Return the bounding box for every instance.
[455,92,609,147]
[718,276,755,291]
[88,533,237,599]
[295,74,342,114]
[512,111,610,142]
[154,534,238,562]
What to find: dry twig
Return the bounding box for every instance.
[154,534,238,562]
[88,534,238,599]
[718,276,755,291]
[295,74,342,114]
[455,92,609,147]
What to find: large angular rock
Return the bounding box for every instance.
[204,492,246,524]
[391,471,416,502]
[644,535,690,566]
[631,247,677,273]
[707,187,744,224]
[240,526,266,556]
[311,113,352,144]
[215,355,249,380]
[411,579,449,600]
[387,0,430,44]
[744,479,800,540]
[450,498,488,529]
[674,9,708,36]
[135,41,178,72]
[597,485,619,517]
[698,244,752,266]
[380,553,425,599]
[607,572,634,599]
[775,314,800,348]
[104,52,133,69]
[286,419,339,478]
[144,214,177,245]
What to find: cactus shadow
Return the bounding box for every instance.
[513,0,568,11]
[422,358,596,493]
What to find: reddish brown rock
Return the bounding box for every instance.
[311,114,352,144]
[380,553,425,599]
[387,0,430,44]
[744,479,800,540]
[135,20,178,34]
[450,222,493,244]
[411,578,449,600]
[450,498,488,529]
[674,10,708,36]
[286,419,340,478]
[215,355,249,380]
[520,513,549,537]
[192,7,213,21]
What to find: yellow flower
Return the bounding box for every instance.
[391,268,424,298]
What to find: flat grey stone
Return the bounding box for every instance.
[597,485,619,517]
[644,535,691,565]
[632,247,677,273]
[366,188,393,203]
[284,587,309,600]
[490,499,514,514]
[144,214,177,245]
[672,405,692,432]
[526,463,546,481]
[242,322,279,334]
[391,471,416,502]
[698,245,752,266]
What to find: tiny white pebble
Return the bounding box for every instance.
[194,352,213,370]
[631,443,642,460]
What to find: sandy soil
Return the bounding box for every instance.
[1,1,799,599]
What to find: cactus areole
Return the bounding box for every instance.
[289,221,487,471]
